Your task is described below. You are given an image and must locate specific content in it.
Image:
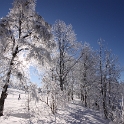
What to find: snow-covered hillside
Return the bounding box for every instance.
[0,88,111,124]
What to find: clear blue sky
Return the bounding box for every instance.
[0,0,124,81]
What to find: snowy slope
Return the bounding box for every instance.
[0,88,110,124]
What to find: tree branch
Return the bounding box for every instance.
[22,32,32,39]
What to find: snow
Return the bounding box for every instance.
[0,88,111,124]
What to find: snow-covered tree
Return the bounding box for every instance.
[0,0,54,116]
[52,20,80,91]
[97,39,121,119]
[77,42,98,107]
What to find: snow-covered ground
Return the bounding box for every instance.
[0,88,111,124]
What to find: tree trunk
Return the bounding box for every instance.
[60,77,64,91]
[47,96,49,105]
[0,70,11,116]
[103,98,108,119]
[81,90,84,102]
[71,91,73,101]
[103,83,108,119]
[84,89,87,107]
[108,71,111,108]
[0,45,18,116]
[71,79,74,101]
[0,84,8,116]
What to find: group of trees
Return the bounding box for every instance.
[41,19,122,122]
[0,0,123,123]
[42,20,123,122]
[43,35,122,121]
